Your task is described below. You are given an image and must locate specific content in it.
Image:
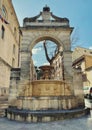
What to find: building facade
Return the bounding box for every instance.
[72,47,92,92]
[0,0,20,96]
[51,50,64,80]
[72,47,92,62]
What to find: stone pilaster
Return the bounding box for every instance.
[8,68,20,104]
[20,51,31,80]
[73,68,84,107]
[63,51,74,94]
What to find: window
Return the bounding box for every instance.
[59,63,61,68]
[82,74,87,82]
[12,58,15,67]
[13,44,15,54]
[14,27,17,39]
[2,5,7,19]
[1,25,5,39]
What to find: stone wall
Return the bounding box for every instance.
[8,68,20,103]
[0,59,10,96]
[0,0,20,95]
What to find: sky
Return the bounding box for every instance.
[12,0,92,66]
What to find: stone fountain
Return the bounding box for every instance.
[39,65,53,79]
[7,6,85,122]
[7,65,85,122]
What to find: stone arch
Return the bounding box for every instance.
[28,34,64,52]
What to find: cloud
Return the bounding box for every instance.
[33,60,37,65]
[43,62,50,65]
[89,46,92,49]
[32,47,42,54]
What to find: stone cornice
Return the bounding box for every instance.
[20,26,73,31]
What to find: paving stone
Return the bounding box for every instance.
[0,116,92,130]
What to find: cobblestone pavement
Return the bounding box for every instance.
[0,116,92,130]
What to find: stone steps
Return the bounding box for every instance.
[7,107,86,122]
[0,96,9,117]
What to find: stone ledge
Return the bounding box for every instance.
[7,107,86,122]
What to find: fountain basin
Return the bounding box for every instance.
[7,107,86,122]
[7,79,85,122]
[31,80,71,96]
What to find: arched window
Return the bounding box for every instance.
[2,5,7,19]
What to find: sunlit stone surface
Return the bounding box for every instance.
[7,6,85,122]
